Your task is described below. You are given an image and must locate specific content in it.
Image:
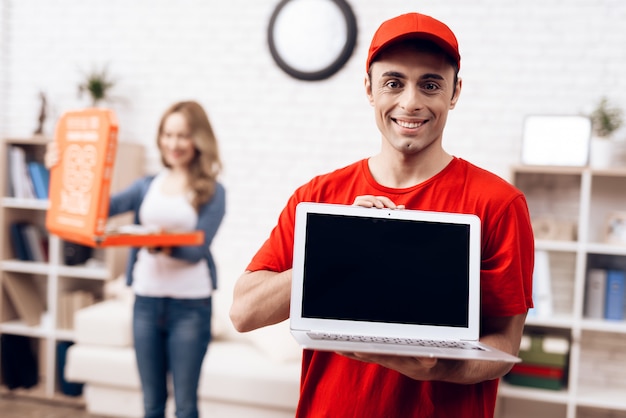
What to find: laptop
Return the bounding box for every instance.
[290,202,521,362]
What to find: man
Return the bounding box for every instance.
[230,12,534,417]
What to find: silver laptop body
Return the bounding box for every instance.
[290,202,521,363]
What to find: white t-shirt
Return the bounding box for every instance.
[131,171,212,298]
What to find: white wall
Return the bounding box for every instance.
[2,0,626,281]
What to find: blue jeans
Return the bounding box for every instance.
[133,295,212,418]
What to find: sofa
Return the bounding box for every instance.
[64,271,302,418]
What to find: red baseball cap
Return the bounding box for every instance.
[366,13,460,71]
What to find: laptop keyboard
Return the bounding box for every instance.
[307,332,486,351]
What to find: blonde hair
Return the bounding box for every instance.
[157,101,222,210]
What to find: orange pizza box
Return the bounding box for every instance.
[45,108,204,248]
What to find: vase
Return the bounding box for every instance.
[589,137,614,168]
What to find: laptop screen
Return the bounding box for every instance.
[301,212,471,328]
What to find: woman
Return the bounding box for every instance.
[112,101,225,418]
[48,100,226,418]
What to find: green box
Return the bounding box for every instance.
[504,373,564,391]
[518,334,569,368]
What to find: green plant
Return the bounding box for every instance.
[590,96,623,138]
[78,66,116,107]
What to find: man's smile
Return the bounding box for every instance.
[393,118,427,129]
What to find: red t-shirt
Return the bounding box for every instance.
[248,158,534,418]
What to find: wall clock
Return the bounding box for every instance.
[267,0,357,81]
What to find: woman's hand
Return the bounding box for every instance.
[44,141,60,169]
[352,195,405,209]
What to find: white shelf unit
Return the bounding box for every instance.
[0,137,143,403]
[496,165,626,418]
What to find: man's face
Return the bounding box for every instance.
[365,44,461,157]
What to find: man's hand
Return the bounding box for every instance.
[339,313,527,384]
[340,352,444,381]
[353,195,405,209]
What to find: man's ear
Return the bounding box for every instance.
[364,74,374,106]
[450,78,462,109]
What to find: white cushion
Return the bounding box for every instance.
[66,340,300,410]
[65,345,140,389]
[199,398,296,418]
[74,299,133,347]
[83,385,144,418]
[200,341,300,410]
[86,383,295,418]
[243,320,302,364]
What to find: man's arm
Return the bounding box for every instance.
[343,312,527,384]
[230,269,292,333]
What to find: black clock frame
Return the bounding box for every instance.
[267,0,358,81]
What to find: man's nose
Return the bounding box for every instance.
[400,86,423,112]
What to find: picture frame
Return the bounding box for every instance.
[521,115,592,166]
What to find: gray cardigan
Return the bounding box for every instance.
[108,175,226,290]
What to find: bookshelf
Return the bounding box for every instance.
[496,165,626,418]
[0,136,143,402]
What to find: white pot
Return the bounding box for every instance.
[589,137,614,168]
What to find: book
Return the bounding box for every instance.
[507,333,570,390]
[9,222,48,262]
[21,224,47,262]
[605,269,625,321]
[509,363,565,380]
[528,250,553,318]
[9,146,36,199]
[9,223,31,261]
[58,290,95,329]
[518,334,569,368]
[46,108,204,248]
[504,373,565,391]
[27,161,50,199]
[2,273,46,326]
[585,268,607,319]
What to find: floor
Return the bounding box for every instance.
[0,394,106,418]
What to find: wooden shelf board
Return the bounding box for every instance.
[56,265,110,280]
[0,320,49,338]
[535,239,578,252]
[512,164,626,177]
[0,260,50,275]
[0,197,49,210]
[498,382,570,404]
[525,315,575,329]
[576,387,626,411]
[0,385,85,407]
[511,165,586,175]
[585,242,626,256]
[0,259,111,280]
[580,319,626,334]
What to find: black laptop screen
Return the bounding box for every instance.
[301,212,471,328]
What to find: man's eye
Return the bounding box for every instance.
[385,80,401,89]
[423,82,439,91]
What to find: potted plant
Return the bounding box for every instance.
[590,97,623,138]
[78,65,116,107]
[589,96,623,167]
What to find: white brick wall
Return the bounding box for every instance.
[2,0,626,285]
